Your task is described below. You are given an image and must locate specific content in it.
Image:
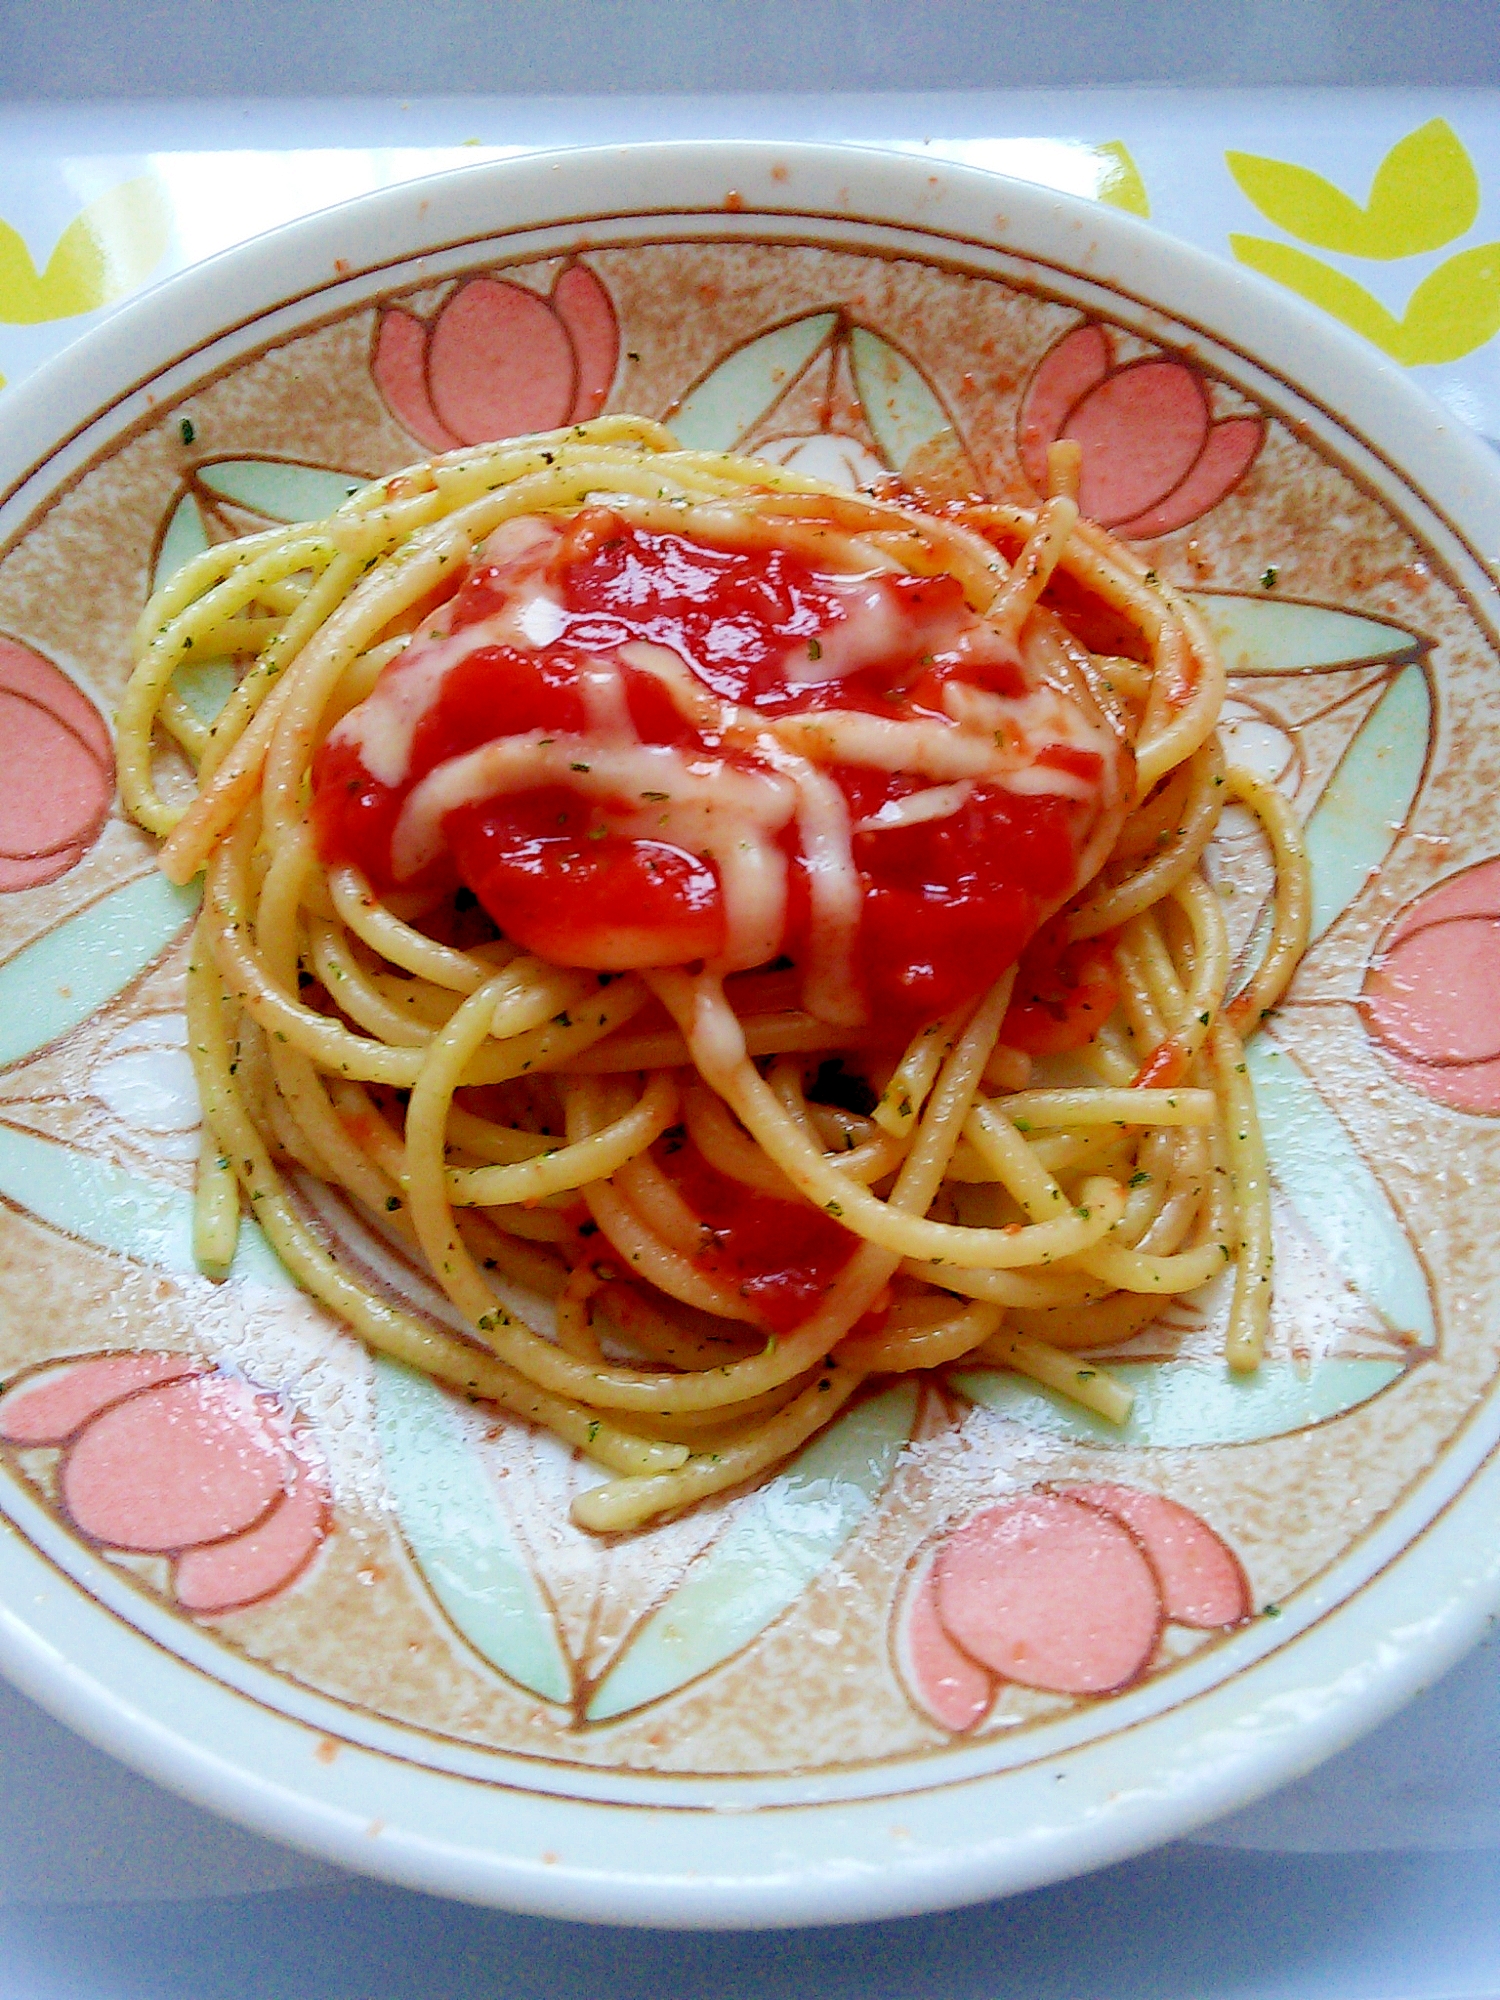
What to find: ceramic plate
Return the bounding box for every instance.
[0,141,1498,1928]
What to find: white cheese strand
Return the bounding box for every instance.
[769,709,1006,782]
[331,519,566,787]
[702,819,791,973]
[392,734,800,979]
[781,755,865,1027]
[576,654,638,745]
[333,624,482,788]
[779,574,910,684]
[854,782,973,833]
[616,639,723,733]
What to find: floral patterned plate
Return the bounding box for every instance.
[0,141,1498,1927]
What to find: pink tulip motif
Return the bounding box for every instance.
[894,1483,1251,1732]
[1362,856,1500,1116]
[1018,323,1265,537]
[0,1353,329,1616]
[372,262,619,453]
[0,637,113,892]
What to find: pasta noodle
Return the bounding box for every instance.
[118,416,1309,1533]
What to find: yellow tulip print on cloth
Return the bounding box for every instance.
[0,175,171,392]
[1228,119,1500,366]
[0,178,169,329]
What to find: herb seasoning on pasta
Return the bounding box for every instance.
[118,416,1309,1533]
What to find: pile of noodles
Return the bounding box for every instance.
[117,416,1309,1531]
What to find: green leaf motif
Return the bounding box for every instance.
[1247,1036,1435,1344]
[197,460,364,524]
[1191,592,1421,677]
[847,326,951,472]
[1231,234,1500,365]
[0,871,201,1071]
[670,314,839,454]
[375,1359,572,1705]
[588,1383,917,1721]
[0,176,171,326]
[152,491,210,594]
[1301,660,1429,940]
[151,493,237,726]
[0,1122,285,1289]
[173,658,237,728]
[1227,120,1478,260]
[955,1357,1405,1447]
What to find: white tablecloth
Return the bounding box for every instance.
[4,81,1500,1997]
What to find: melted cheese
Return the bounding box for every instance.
[575,655,637,744]
[853,782,973,833]
[769,710,1008,782]
[614,642,865,1008]
[335,625,481,789]
[330,519,567,788]
[783,756,863,1025]
[780,574,909,684]
[616,640,722,733]
[939,679,1108,764]
[338,513,1131,1022]
[392,734,799,974]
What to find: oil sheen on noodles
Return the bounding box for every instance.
[117,415,1309,1534]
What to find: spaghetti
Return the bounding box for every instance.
[119,416,1309,1533]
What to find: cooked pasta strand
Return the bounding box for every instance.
[115,420,1310,1533]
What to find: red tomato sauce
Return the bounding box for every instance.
[1002,924,1121,1056]
[312,515,1111,1035]
[657,1133,864,1334]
